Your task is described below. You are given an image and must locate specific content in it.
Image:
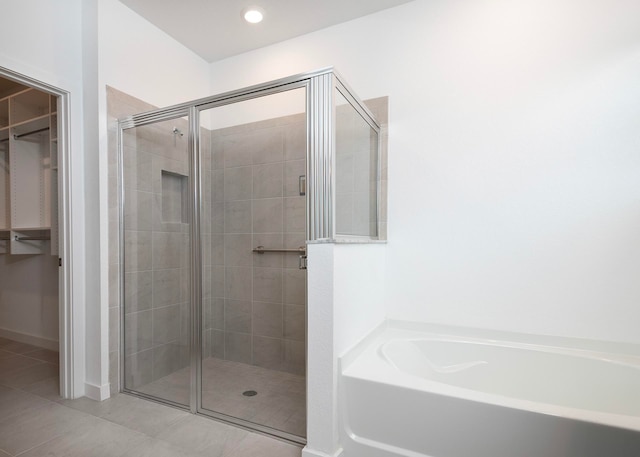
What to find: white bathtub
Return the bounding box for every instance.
[340,322,640,457]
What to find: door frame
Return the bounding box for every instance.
[116,67,381,445]
[0,65,76,398]
[117,74,316,445]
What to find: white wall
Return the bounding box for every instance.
[306,244,337,456]
[81,0,105,400]
[307,243,386,456]
[210,0,640,345]
[334,245,386,355]
[98,0,211,110]
[0,0,87,396]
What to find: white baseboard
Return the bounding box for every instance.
[0,328,59,351]
[302,447,344,457]
[84,382,110,401]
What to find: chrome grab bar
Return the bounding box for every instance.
[252,245,306,254]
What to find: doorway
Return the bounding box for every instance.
[0,68,71,398]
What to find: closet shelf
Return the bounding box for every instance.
[12,115,50,137]
[10,226,51,231]
[1,84,57,256]
[2,87,31,101]
[0,100,7,129]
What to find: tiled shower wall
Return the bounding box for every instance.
[107,88,212,394]
[363,97,388,240]
[203,114,307,376]
[107,88,308,390]
[108,87,197,392]
[107,86,388,393]
[107,87,155,394]
[120,118,192,391]
[336,99,382,237]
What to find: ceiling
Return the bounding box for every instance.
[119,0,416,62]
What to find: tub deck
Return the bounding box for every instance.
[340,322,640,457]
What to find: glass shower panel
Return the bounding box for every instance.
[122,117,191,407]
[199,87,307,438]
[335,91,379,238]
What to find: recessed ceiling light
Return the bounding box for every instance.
[242,7,264,24]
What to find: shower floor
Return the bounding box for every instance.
[135,357,306,437]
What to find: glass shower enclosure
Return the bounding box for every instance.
[119,68,381,443]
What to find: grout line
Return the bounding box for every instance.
[13,434,61,457]
[18,353,58,365]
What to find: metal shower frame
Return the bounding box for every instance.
[117,67,381,443]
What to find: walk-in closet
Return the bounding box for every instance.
[0,75,60,389]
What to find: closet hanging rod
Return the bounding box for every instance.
[14,127,50,140]
[252,246,306,254]
[14,235,51,241]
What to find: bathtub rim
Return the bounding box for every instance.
[380,335,640,370]
[340,320,640,434]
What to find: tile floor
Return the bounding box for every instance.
[0,339,59,390]
[135,357,306,437]
[0,338,302,457]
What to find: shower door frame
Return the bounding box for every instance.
[118,67,381,444]
[190,80,311,443]
[118,107,192,411]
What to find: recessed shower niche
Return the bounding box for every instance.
[117,68,383,443]
[161,170,188,224]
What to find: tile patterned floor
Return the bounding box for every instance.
[0,338,302,457]
[0,339,59,390]
[136,357,306,437]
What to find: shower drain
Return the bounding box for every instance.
[242,390,257,397]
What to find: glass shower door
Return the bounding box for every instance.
[117,69,381,444]
[198,87,307,440]
[121,116,191,407]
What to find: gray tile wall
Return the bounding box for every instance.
[108,87,156,395]
[107,88,197,394]
[122,118,192,391]
[107,86,388,394]
[335,97,389,239]
[203,115,307,376]
[363,97,389,240]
